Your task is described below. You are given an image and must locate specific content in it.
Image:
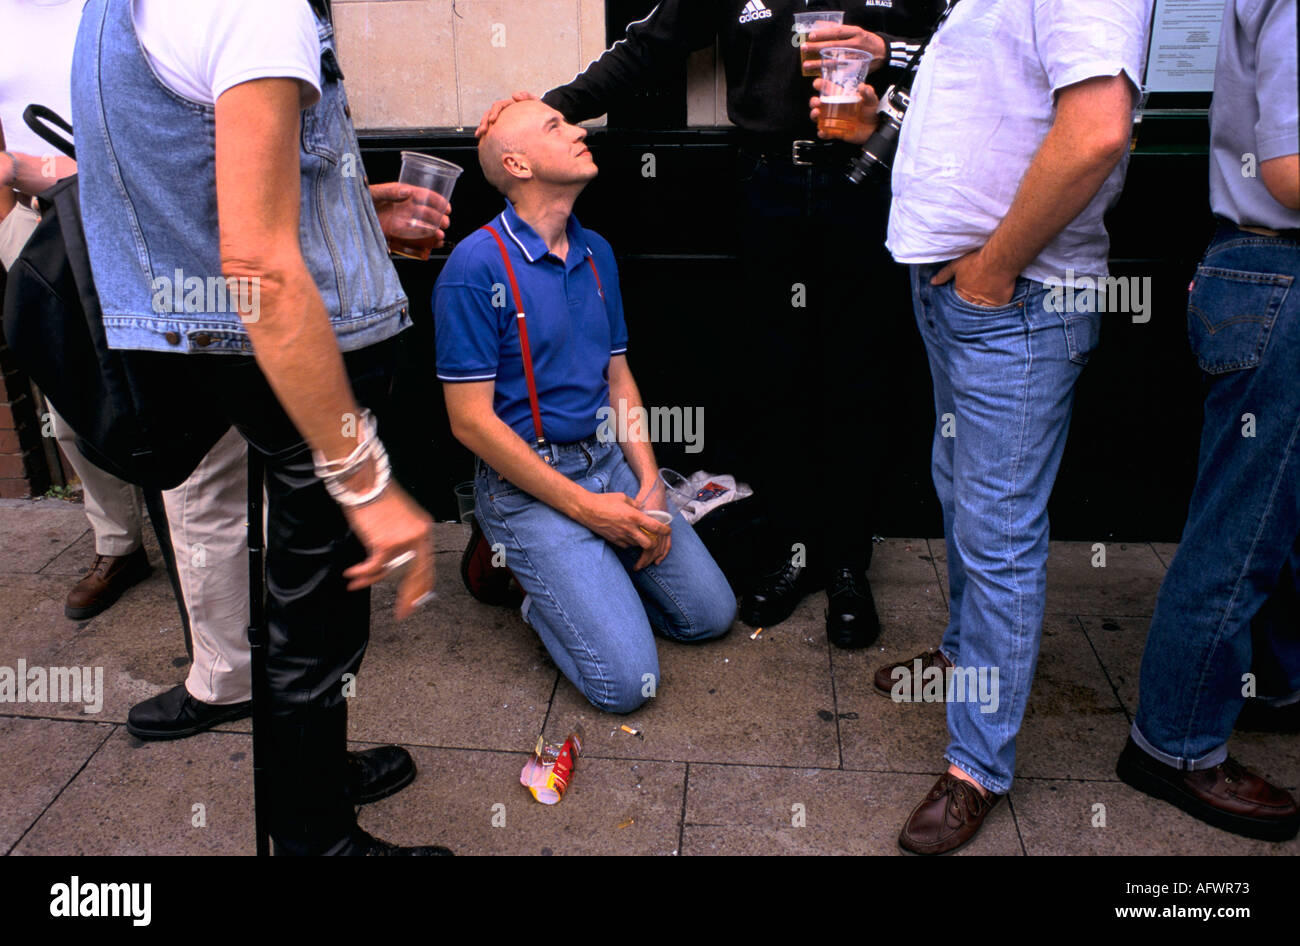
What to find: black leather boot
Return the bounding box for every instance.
[341,829,453,856]
[825,566,881,649]
[740,557,825,628]
[346,745,417,804]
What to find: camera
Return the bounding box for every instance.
[847,84,910,185]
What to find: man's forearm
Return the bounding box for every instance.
[980,78,1133,280]
[450,408,592,521]
[235,263,365,464]
[609,372,658,488]
[543,0,717,123]
[980,137,1124,280]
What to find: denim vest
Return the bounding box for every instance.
[71,0,410,354]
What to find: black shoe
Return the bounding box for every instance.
[1235,696,1300,733]
[347,746,417,804]
[740,557,824,629]
[344,829,453,856]
[825,566,881,649]
[126,683,252,740]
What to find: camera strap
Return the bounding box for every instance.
[479,224,606,451]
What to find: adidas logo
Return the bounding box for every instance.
[738,0,773,24]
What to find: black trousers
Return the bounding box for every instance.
[181,338,398,855]
[725,145,909,574]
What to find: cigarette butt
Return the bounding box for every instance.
[617,818,635,829]
[620,724,640,737]
[750,627,763,639]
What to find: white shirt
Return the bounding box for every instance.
[887,0,1154,283]
[131,0,322,107]
[0,0,83,158]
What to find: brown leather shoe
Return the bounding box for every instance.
[898,772,1003,855]
[1116,737,1299,841]
[874,646,952,699]
[65,546,152,619]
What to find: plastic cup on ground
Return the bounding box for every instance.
[388,151,463,260]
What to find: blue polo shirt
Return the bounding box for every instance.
[434,202,628,445]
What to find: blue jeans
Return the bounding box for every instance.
[1133,223,1300,769]
[911,264,1100,794]
[474,436,736,713]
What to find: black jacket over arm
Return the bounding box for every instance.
[542,0,945,135]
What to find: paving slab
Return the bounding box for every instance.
[1017,616,1132,781]
[0,574,91,682]
[35,571,190,725]
[1076,614,1148,717]
[35,528,97,578]
[433,520,474,554]
[543,596,838,768]
[1043,540,1166,615]
[0,717,114,853]
[37,512,167,578]
[836,609,952,774]
[357,746,685,855]
[345,551,557,752]
[681,764,1022,855]
[868,537,948,613]
[0,501,89,574]
[1149,542,1179,569]
[12,727,255,855]
[1012,777,1298,856]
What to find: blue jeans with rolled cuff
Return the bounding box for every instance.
[911,264,1100,795]
[1133,222,1300,770]
[474,436,736,713]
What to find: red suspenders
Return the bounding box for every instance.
[479,224,605,449]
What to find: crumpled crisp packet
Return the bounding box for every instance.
[520,727,584,805]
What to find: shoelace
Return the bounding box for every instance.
[828,569,861,597]
[1218,757,1251,786]
[942,776,992,823]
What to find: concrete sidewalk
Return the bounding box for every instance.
[1,497,1295,856]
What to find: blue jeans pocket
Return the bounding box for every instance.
[1060,309,1102,366]
[1187,266,1292,374]
[945,279,1026,314]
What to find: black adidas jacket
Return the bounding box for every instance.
[542,0,946,135]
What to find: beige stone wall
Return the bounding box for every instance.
[333,0,730,130]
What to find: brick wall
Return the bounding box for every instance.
[0,336,47,499]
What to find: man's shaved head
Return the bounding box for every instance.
[477,99,596,199]
[477,100,537,198]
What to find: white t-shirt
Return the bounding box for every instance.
[131,0,322,108]
[887,0,1154,283]
[0,0,82,158]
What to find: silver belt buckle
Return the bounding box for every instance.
[792,140,816,166]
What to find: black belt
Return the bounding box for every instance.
[740,134,859,168]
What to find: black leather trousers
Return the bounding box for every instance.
[188,339,397,854]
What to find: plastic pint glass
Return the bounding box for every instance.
[387,152,463,260]
[794,11,845,76]
[817,48,875,139]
